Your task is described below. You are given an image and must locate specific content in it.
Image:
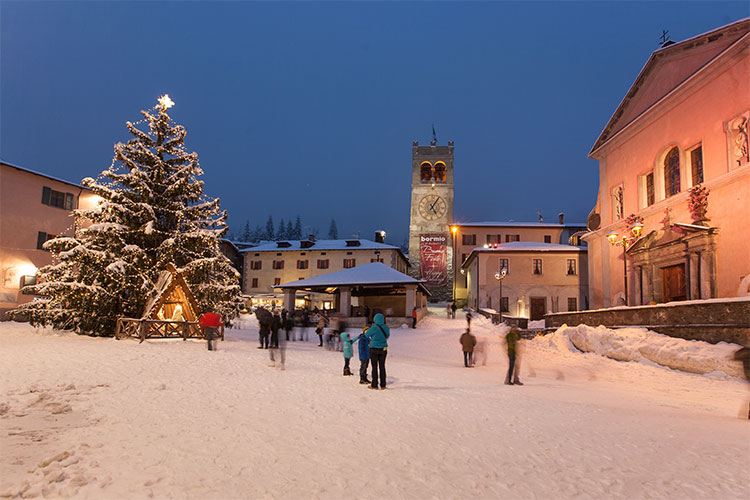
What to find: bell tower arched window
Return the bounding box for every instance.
[433,162,446,183]
[664,147,681,197]
[420,162,433,183]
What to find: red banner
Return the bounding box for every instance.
[419,233,448,286]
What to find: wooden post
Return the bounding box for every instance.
[115,318,122,340]
[139,321,147,343]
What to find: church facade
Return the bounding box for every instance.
[407,141,455,301]
[583,19,750,308]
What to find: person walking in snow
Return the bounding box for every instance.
[315,313,326,347]
[258,320,270,349]
[269,321,287,370]
[364,305,371,325]
[270,311,282,348]
[505,328,523,385]
[199,309,223,351]
[340,323,355,376]
[451,302,457,319]
[446,302,452,318]
[411,306,418,329]
[466,310,472,330]
[365,313,390,390]
[284,312,294,341]
[356,326,371,384]
[460,329,476,367]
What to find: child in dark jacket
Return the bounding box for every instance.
[356,326,371,384]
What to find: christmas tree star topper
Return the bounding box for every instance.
[158,94,175,109]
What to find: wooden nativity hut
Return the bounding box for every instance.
[115,263,217,342]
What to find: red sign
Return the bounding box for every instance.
[419,233,448,286]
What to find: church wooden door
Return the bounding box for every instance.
[530,297,546,321]
[662,264,686,302]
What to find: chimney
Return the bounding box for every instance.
[374,231,386,244]
[308,234,315,242]
[558,213,564,225]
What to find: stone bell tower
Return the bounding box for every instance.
[408,139,455,301]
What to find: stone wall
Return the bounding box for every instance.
[545,299,750,345]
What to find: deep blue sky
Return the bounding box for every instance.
[2,2,747,245]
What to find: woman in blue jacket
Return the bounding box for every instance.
[365,313,390,390]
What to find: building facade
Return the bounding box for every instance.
[241,237,408,309]
[583,19,750,308]
[461,242,588,320]
[450,218,586,306]
[407,141,455,300]
[0,162,99,318]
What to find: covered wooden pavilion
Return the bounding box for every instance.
[276,263,430,327]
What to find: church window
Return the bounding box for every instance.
[690,145,703,186]
[433,162,446,183]
[664,147,681,197]
[420,162,433,183]
[646,172,655,206]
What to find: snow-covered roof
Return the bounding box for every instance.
[277,262,429,295]
[1,160,90,190]
[461,242,586,267]
[452,221,586,228]
[240,239,407,264]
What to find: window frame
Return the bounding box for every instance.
[566,259,577,276]
[343,258,356,269]
[688,144,704,187]
[532,258,543,275]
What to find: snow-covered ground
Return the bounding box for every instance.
[1,307,748,499]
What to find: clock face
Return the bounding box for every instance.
[418,194,447,220]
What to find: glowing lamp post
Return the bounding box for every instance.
[606,221,643,306]
[450,225,458,301]
[494,266,507,321]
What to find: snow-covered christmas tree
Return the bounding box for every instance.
[14,95,243,334]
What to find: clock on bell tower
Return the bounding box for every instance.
[408,140,454,300]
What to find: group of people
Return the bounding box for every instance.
[459,322,523,385]
[338,313,390,389]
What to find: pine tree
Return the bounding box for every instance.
[241,220,251,242]
[265,216,275,241]
[293,215,303,240]
[277,218,286,240]
[328,218,339,239]
[13,95,243,334]
[251,225,264,243]
[286,220,294,240]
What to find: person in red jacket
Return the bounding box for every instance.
[199,310,223,351]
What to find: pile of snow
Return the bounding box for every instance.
[542,324,743,378]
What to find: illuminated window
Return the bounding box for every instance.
[567,259,576,275]
[664,147,681,197]
[690,146,703,186]
[273,278,281,286]
[533,259,543,275]
[343,258,356,268]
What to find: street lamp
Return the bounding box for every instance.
[450,225,458,302]
[493,266,507,323]
[606,221,643,306]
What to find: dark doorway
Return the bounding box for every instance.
[530,297,546,321]
[662,264,687,302]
